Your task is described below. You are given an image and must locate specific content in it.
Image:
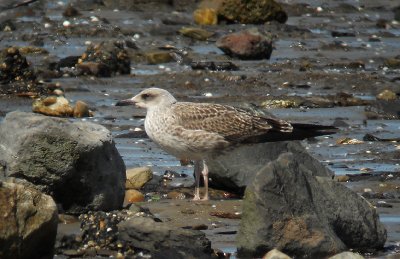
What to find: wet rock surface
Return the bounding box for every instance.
[0,47,41,95]
[328,251,365,259]
[216,28,273,60]
[263,249,292,259]
[0,179,58,259]
[124,189,145,205]
[77,41,131,77]
[208,141,333,194]
[208,0,288,24]
[32,95,74,116]
[32,95,92,117]
[237,153,386,258]
[118,216,213,258]
[56,208,214,258]
[125,166,153,190]
[56,210,144,258]
[193,7,218,26]
[0,111,126,214]
[179,27,215,41]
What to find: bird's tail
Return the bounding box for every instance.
[291,123,337,138]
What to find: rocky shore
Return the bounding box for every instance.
[0,0,399,258]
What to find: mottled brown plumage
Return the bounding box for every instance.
[117,88,336,200]
[171,103,293,143]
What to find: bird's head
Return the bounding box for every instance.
[116,88,177,109]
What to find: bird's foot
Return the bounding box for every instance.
[193,195,201,201]
[192,195,209,201]
[201,196,209,201]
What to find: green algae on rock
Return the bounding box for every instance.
[77,41,131,77]
[0,47,43,95]
[219,0,288,24]
[179,27,215,41]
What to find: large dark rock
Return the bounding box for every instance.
[0,111,126,214]
[208,141,333,194]
[118,217,213,259]
[0,179,58,259]
[237,152,387,258]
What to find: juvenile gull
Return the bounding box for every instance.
[117,88,336,201]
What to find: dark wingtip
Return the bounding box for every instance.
[240,123,338,144]
[291,123,338,137]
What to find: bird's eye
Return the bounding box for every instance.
[142,93,150,99]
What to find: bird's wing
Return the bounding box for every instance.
[171,102,293,142]
[168,125,230,156]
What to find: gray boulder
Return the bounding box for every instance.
[237,152,386,258]
[0,179,58,259]
[0,111,126,214]
[208,141,333,194]
[118,217,213,259]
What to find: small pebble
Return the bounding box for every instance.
[90,16,99,22]
[63,20,71,27]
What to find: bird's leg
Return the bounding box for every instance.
[193,160,202,201]
[201,160,209,201]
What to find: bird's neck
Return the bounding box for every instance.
[147,102,173,115]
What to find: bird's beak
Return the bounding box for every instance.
[115,97,136,106]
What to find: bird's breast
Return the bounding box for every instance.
[144,114,161,142]
[144,109,202,160]
[144,109,174,144]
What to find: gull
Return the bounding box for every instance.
[117,88,336,201]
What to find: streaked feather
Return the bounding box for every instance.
[171,102,293,143]
[122,88,336,160]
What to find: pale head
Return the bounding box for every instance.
[117,88,177,109]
